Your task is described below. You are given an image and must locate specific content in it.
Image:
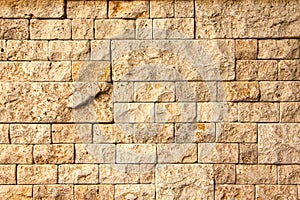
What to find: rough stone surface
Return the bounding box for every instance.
[67,1,107,19]
[238,103,279,122]
[136,19,152,39]
[175,0,194,17]
[75,144,115,164]
[95,19,135,39]
[0,40,6,60]
[0,19,28,39]
[75,185,114,200]
[214,164,235,184]
[0,185,32,200]
[278,165,300,184]
[72,61,111,82]
[280,102,300,122]
[49,41,89,61]
[216,123,257,142]
[175,123,215,143]
[156,164,214,199]
[240,143,258,164]
[176,82,217,102]
[30,19,71,39]
[91,40,111,61]
[18,165,57,184]
[10,124,50,144]
[236,165,277,184]
[52,124,92,144]
[150,0,174,18]
[256,185,297,200]
[114,103,154,123]
[72,19,94,40]
[0,145,32,164]
[33,185,73,200]
[113,82,134,102]
[134,82,175,102]
[156,103,197,122]
[109,1,149,19]
[59,164,98,184]
[278,60,300,80]
[116,144,156,163]
[0,125,9,144]
[197,102,238,122]
[115,184,155,200]
[219,82,260,101]
[0,165,16,184]
[99,164,139,184]
[34,144,74,164]
[236,39,257,60]
[260,81,300,101]
[215,185,255,200]
[157,143,197,163]
[198,143,238,163]
[258,124,300,164]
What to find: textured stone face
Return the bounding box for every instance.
[109,1,149,19]
[175,0,194,17]
[278,165,300,184]
[72,61,111,82]
[219,82,260,101]
[75,144,115,164]
[215,185,254,200]
[34,144,74,164]
[114,103,154,123]
[91,40,111,61]
[10,124,51,144]
[150,0,174,18]
[175,123,215,143]
[18,165,57,184]
[0,145,32,164]
[281,102,300,122]
[197,102,238,122]
[157,143,197,163]
[0,185,32,200]
[239,143,258,164]
[260,81,300,101]
[58,164,98,184]
[176,82,217,102]
[198,143,238,163]
[33,185,73,200]
[0,125,9,144]
[0,165,16,184]
[72,19,94,40]
[214,164,235,184]
[216,123,257,143]
[99,164,140,184]
[156,103,197,122]
[52,124,92,144]
[67,1,107,19]
[0,19,29,39]
[134,82,175,102]
[238,103,279,122]
[136,19,153,39]
[256,185,298,200]
[115,184,155,200]
[95,19,135,39]
[75,185,114,200]
[236,39,257,60]
[236,165,277,184]
[49,41,89,60]
[30,20,71,39]
[116,144,156,163]
[278,60,300,80]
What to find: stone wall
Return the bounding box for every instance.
[0,0,299,199]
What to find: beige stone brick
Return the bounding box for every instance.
[0,40,6,60]
[0,185,32,200]
[0,19,29,39]
[7,40,48,61]
[238,103,279,122]
[236,39,257,60]
[150,0,174,18]
[157,143,197,163]
[1,0,64,18]
[115,184,155,200]
[109,1,149,19]
[218,82,260,101]
[52,124,92,144]
[278,60,300,80]
[140,164,155,183]
[95,19,135,39]
[91,40,110,61]
[175,123,215,143]
[113,82,134,102]
[195,0,300,38]
[256,185,297,200]
[0,61,71,82]
[34,144,74,164]
[0,165,16,184]
[156,164,214,199]
[258,124,300,164]
[258,39,300,59]
[214,164,235,184]
[198,143,238,163]
[176,82,217,102]
[134,82,175,102]
[153,18,194,39]
[197,102,238,122]
[18,164,57,184]
[67,1,107,19]
[0,144,32,164]
[215,185,254,200]
[30,19,71,39]
[10,124,51,144]
[72,61,111,82]
[49,41,89,60]
[175,0,194,17]
[240,143,258,164]
[75,144,115,164]
[99,164,140,184]
[72,19,94,39]
[216,123,257,143]
[75,185,114,200]
[281,102,300,122]
[236,165,277,184]
[236,60,278,80]
[33,185,73,200]
[114,103,154,123]
[156,103,196,122]
[278,165,300,184]
[116,144,156,163]
[0,124,9,143]
[59,164,98,184]
[260,81,300,101]
[136,19,152,39]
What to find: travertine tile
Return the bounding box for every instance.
[175,0,194,17]
[278,60,300,80]
[52,124,92,144]
[75,144,115,164]
[72,61,111,82]
[0,185,32,200]
[30,19,71,39]
[34,144,74,164]
[95,19,135,39]
[175,123,215,143]
[18,165,57,184]
[236,39,257,60]
[280,102,300,122]
[67,1,107,19]
[109,1,149,19]
[236,165,277,184]
[0,145,32,164]
[116,144,156,163]
[99,164,140,184]
[218,82,260,101]
[214,164,235,184]
[0,19,29,39]
[0,125,9,144]
[198,143,238,163]
[10,124,51,144]
[114,103,154,123]
[115,184,155,200]
[0,165,16,184]
[49,41,89,60]
[197,102,238,122]
[278,165,300,184]
[75,185,114,200]
[216,123,257,143]
[157,143,197,163]
[239,103,279,122]
[34,185,73,200]
[239,143,258,164]
[91,40,110,61]
[136,19,152,39]
[256,185,297,200]
[134,82,175,102]
[59,164,98,184]
[72,19,94,39]
[150,0,174,18]
[215,185,254,200]
[156,103,197,122]
[260,81,300,101]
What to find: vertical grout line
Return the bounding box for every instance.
[64,0,67,19]
[193,0,196,39]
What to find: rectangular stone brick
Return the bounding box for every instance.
[0,185,32,200]
[278,60,300,80]
[91,40,110,61]
[157,143,197,163]
[99,164,140,184]
[214,164,235,184]
[175,0,194,17]
[134,82,175,102]
[256,185,297,200]
[113,82,134,102]
[216,123,257,143]
[30,19,71,39]
[115,184,155,200]
[238,103,279,122]
[140,164,155,183]
[1,0,64,18]
[52,124,92,144]
[0,61,71,82]
[215,185,254,200]
[0,19,29,39]
[236,165,277,184]
[72,61,111,82]
[236,39,257,60]
[0,124,9,143]
[278,165,300,184]
[240,143,258,164]
[67,1,107,19]
[0,165,16,184]
[116,144,156,163]
[75,144,115,164]
[156,103,196,122]
[136,19,152,39]
[0,145,32,164]
[49,41,89,60]
[218,82,260,101]
[236,60,278,80]
[72,19,94,39]
[95,19,135,39]
[18,165,57,184]
[153,18,194,39]
[0,40,6,60]
[258,39,300,59]
[114,103,154,123]
[281,102,300,122]
[198,143,238,163]
[260,81,300,101]
[7,40,48,61]
[258,124,300,164]
[196,0,300,38]
[150,0,174,18]
[59,164,98,184]
[176,82,217,102]
[109,1,149,19]
[197,102,238,122]
[34,185,73,200]
[175,123,215,143]
[10,124,50,144]
[34,144,74,164]
[75,185,114,200]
